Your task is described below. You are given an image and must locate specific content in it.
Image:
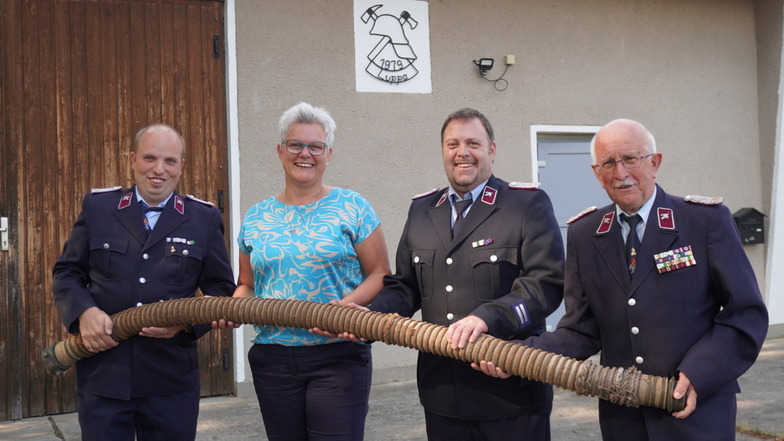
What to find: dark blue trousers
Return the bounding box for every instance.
[249,342,372,441]
[423,390,552,441]
[77,387,200,441]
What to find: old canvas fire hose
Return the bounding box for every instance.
[41,296,685,412]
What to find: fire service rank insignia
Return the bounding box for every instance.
[654,245,696,274]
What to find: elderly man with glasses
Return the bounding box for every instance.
[478,118,768,441]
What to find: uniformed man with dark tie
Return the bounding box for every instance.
[478,118,769,441]
[350,108,565,440]
[52,124,235,441]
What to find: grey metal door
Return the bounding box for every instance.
[537,134,610,329]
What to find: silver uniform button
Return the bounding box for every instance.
[446,313,454,321]
[445,285,453,293]
[414,256,420,264]
[631,327,640,335]
[142,253,149,260]
[490,255,498,262]
[183,249,189,256]
[628,298,637,306]
[635,356,644,364]
[446,257,453,265]
[103,243,110,249]
[139,277,146,284]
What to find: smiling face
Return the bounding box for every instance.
[130,127,185,206]
[442,118,496,196]
[277,122,332,187]
[592,119,662,214]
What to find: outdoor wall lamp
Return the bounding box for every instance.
[473,55,514,91]
[473,58,494,73]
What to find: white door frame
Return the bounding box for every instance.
[529,125,601,180]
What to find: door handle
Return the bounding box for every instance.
[1,217,8,251]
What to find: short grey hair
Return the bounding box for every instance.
[278,102,336,147]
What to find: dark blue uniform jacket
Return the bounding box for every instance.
[527,185,768,440]
[371,175,565,420]
[52,186,235,400]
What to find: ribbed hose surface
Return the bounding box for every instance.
[42,296,685,412]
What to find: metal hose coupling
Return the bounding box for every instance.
[41,296,685,412]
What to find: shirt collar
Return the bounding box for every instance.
[616,186,657,227]
[135,189,173,209]
[448,179,489,204]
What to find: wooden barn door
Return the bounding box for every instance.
[0,0,234,421]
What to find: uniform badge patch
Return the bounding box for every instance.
[567,206,597,224]
[509,182,540,190]
[436,191,448,207]
[512,300,531,328]
[654,245,696,274]
[684,195,724,205]
[174,196,185,214]
[481,186,497,205]
[658,207,675,230]
[118,192,133,209]
[596,212,615,234]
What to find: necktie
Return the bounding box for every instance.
[451,194,473,238]
[620,213,642,275]
[140,200,164,235]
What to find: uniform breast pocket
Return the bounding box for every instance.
[411,249,435,299]
[162,244,204,286]
[89,238,129,281]
[656,264,698,288]
[470,247,518,301]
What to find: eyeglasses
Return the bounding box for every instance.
[593,154,653,174]
[283,139,328,156]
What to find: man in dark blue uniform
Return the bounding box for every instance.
[369,108,564,440]
[478,118,769,441]
[52,124,235,441]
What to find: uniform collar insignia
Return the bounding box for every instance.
[118,192,133,209]
[658,207,675,230]
[174,195,185,214]
[436,190,448,207]
[481,186,497,205]
[596,211,615,234]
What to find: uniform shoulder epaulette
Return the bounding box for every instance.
[91,185,122,194]
[412,188,440,200]
[684,194,723,205]
[509,182,540,190]
[567,206,597,224]
[186,194,214,206]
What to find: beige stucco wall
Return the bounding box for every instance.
[233,0,766,375]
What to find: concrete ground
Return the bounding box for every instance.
[2,338,782,441]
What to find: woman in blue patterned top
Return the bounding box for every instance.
[230,102,390,440]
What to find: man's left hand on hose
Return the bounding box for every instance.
[139,325,187,338]
[447,315,488,350]
[672,371,698,419]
